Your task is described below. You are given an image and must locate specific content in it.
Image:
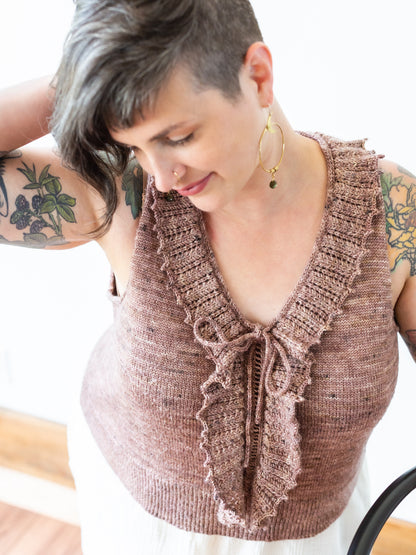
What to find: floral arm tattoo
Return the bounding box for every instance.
[0,152,76,248]
[381,167,416,275]
[382,165,416,362]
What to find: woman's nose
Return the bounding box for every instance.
[153,173,175,193]
[145,157,177,193]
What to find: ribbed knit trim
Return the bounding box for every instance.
[118,463,360,540]
[150,132,382,530]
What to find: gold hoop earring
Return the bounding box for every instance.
[258,111,285,189]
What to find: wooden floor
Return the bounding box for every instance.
[372,518,416,554]
[0,504,415,555]
[0,409,81,553]
[0,502,82,555]
[0,408,74,488]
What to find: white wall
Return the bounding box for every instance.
[1,0,415,522]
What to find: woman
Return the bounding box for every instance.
[1,0,415,553]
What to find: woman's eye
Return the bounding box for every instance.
[167,133,194,146]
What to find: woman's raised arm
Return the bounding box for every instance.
[0,76,54,154]
[0,79,104,249]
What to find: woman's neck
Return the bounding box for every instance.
[205,113,326,230]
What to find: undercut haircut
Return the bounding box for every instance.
[51,0,263,235]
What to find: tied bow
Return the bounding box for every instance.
[193,317,293,468]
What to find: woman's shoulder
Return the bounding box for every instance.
[378,158,416,276]
[377,159,416,350]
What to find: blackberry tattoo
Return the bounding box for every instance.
[0,161,77,248]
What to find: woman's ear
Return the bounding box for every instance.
[243,42,274,107]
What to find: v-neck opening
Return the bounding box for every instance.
[150,131,381,359]
[194,132,335,332]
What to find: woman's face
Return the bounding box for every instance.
[110,65,268,213]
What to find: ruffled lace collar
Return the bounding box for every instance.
[150,132,381,530]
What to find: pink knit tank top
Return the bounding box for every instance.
[80,133,398,540]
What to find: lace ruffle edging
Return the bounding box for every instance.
[276,133,382,358]
[149,134,382,529]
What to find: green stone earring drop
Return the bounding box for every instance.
[269,174,278,190]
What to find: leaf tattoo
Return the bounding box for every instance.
[4,161,77,248]
[122,160,143,220]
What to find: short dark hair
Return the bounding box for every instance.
[51,0,263,234]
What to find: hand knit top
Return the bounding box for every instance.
[80,133,399,541]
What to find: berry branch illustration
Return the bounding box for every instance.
[5,162,77,247]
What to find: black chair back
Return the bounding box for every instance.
[347,466,416,554]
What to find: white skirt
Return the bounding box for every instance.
[67,401,371,555]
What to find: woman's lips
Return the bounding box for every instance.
[175,173,213,196]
